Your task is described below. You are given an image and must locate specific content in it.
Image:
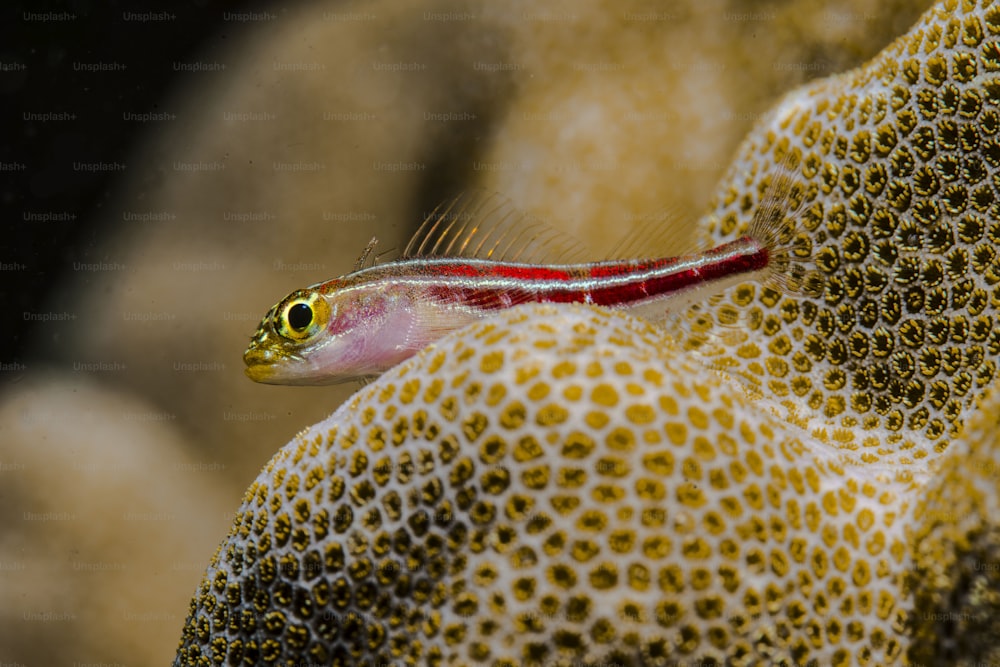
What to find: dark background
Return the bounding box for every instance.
[1,1,280,364]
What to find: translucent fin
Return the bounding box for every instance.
[354,236,380,271]
[661,152,826,375]
[403,190,592,265]
[400,296,483,365]
[745,152,825,298]
[606,203,700,260]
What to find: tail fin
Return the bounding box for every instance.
[665,151,825,386]
[745,153,824,299]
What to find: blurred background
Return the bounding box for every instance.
[1,0,927,664]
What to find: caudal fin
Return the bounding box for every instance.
[664,150,827,387]
[745,152,824,298]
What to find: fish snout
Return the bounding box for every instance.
[243,344,279,382]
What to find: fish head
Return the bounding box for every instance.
[243,282,406,385]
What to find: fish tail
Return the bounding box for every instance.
[662,153,827,368]
[745,155,825,299]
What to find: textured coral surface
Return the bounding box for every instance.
[686,0,1000,460]
[175,305,916,665]
[908,380,1000,665]
[172,1,1000,664]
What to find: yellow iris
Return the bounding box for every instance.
[274,289,331,342]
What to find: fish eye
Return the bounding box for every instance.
[275,290,331,342]
[288,303,313,332]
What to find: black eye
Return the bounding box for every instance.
[287,303,313,331]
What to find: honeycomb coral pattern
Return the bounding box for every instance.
[906,379,1000,666]
[174,304,915,666]
[689,0,1000,461]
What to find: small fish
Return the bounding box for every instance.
[244,162,819,385]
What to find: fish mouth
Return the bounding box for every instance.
[243,346,281,383]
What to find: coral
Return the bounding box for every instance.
[173,0,1000,665]
[686,0,1000,459]
[0,375,235,665]
[174,305,915,666]
[907,381,1000,665]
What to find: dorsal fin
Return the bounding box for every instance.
[606,203,701,260]
[403,190,592,264]
[354,236,380,271]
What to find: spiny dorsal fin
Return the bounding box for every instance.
[403,190,592,265]
[354,236,380,271]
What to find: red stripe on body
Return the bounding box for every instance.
[586,239,769,306]
[580,236,770,306]
[426,236,769,312]
[433,261,575,281]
